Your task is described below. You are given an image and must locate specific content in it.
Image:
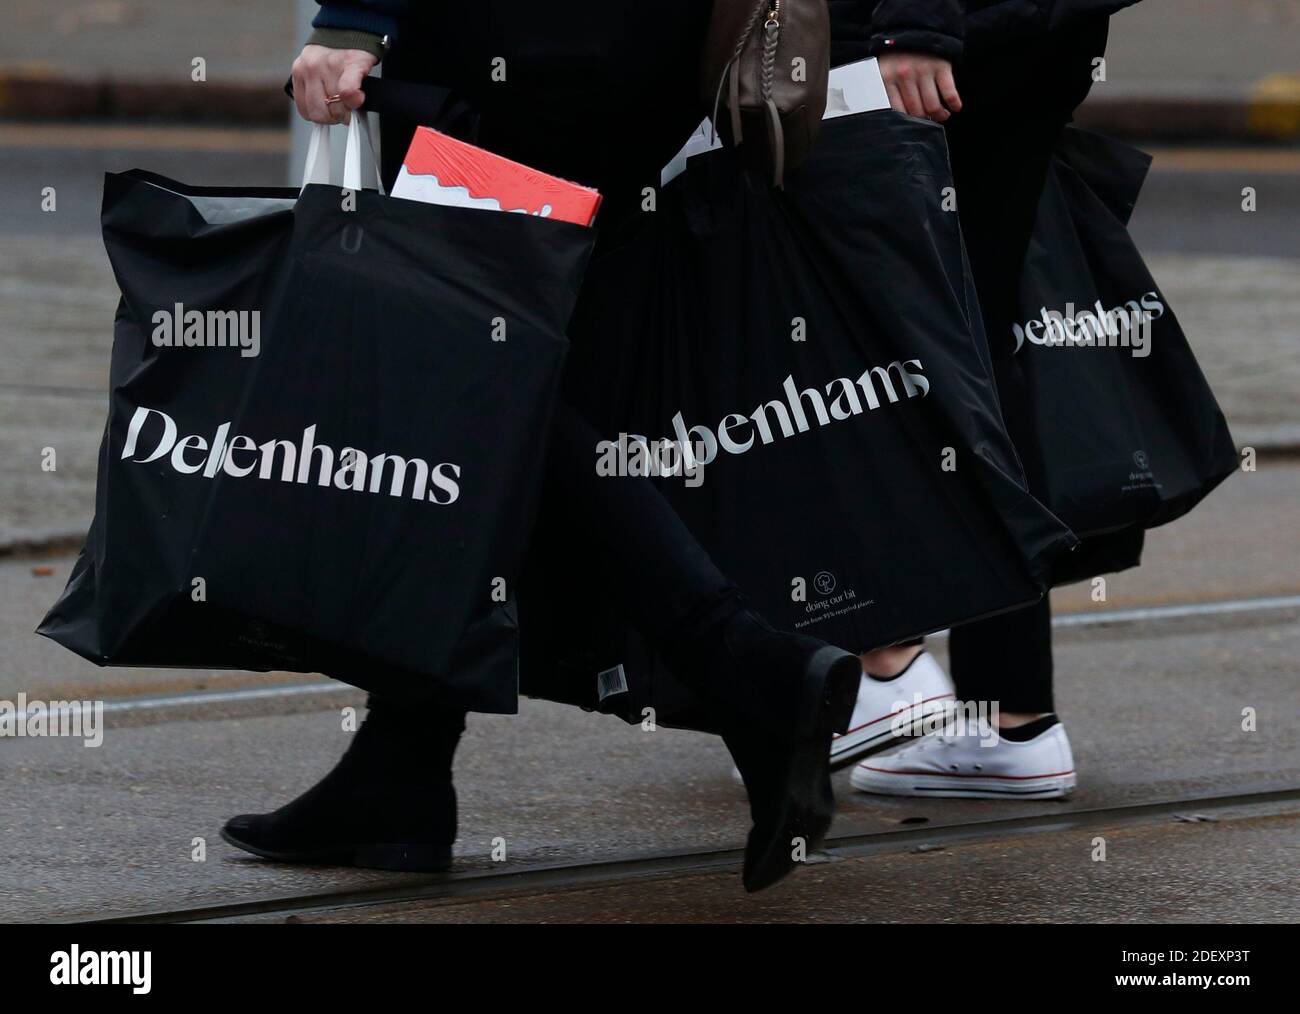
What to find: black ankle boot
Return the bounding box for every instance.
[688,609,861,893]
[221,698,464,872]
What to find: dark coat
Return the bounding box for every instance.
[313,1,1144,64]
[359,2,712,214]
[314,1,1142,203]
[829,0,1143,64]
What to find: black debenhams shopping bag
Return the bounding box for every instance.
[1009,127,1237,541]
[38,109,593,713]
[520,111,1076,729]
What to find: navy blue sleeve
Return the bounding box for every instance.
[313,1,410,41]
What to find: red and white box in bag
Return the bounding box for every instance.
[392,126,602,227]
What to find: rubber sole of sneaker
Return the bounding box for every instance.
[219,827,453,872]
[849,769,1077,800]
[728,701,952,784]
[829,699,956,770]
[742,646,863,893]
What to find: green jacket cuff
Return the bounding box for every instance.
[306,27,388,61]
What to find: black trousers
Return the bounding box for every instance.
[538,402,741,654]
[941,15,1111,714]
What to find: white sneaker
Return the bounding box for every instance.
[850,717,1077,799]
[730,649,955,784]
[830,651,956,768]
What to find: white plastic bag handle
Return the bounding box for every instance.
[300,110,384,195]
[301,122,332,189]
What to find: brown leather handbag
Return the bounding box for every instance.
[700,0,830,186]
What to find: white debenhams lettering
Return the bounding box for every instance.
[1011,292,1163,357]
[120,408,462,505]
[655,359,929,472]
[151,302,260,358]
[49,946,151,995]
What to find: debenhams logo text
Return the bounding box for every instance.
[121,407,462,504]
[1012,292,1163,357]
[613,359,930,475]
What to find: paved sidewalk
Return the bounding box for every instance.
[2,604,1296,921]
[1100,0,1300,96]
[1076,2,1300,139]
[2,0,295,82]
[299,807,1300,923]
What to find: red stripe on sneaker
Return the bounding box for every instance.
[834,693,955,739]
